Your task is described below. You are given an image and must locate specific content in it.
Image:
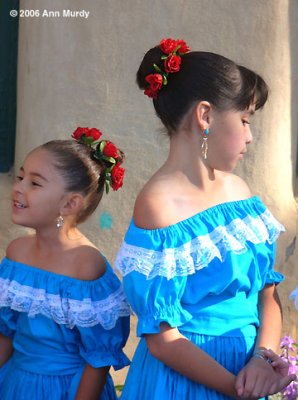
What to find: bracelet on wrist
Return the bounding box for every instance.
[252,349,272,364]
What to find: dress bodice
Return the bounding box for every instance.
[0,257,131,374]
[115,196,284,337]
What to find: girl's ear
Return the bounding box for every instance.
[60,193,85,217]
[195,101,211,131]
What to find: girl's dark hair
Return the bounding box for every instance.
[39,140,123,224]
[137,46,268,133]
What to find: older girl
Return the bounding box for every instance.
[116,39,296,399]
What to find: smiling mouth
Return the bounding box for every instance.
[13,201,27,209]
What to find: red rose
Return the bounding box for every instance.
[144,74,163,98]
[72,127,90,140]
[87,128,102,141]
[72,127,102,141]
[164,54,181,73]
[144,87,158,99]
[111,163,125,191]
[103,141,119,158]
[146,74,163,91]
[160,38,178,54]
[176,40,190,54]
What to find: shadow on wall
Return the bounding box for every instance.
[289,2,298,200]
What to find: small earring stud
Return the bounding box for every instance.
[56,215,64,228]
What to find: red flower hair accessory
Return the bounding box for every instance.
[144,38,190,99]
[72,127,125,193]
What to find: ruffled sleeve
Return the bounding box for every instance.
[76,312,130,370]
[124,270,192,336]
[265,247,284,286]
[73,265,131,370]
[0,259,17,338]
[116,224,194,336]
[0,308,17,338]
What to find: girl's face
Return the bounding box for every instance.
[206,106,255,172]
[12,149,69,230]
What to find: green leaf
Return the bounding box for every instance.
[153,64,163,74]
[102,155,116,165]
[99,140,106,153]
[105,180,110,194]
[174,44,181,54]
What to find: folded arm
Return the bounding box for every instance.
[235,284,295,398]
[146,323,239,398]
[75,364,110,400]
[0,333,13,367]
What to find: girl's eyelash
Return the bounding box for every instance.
[16,176,41,187]
[242,120,250,125]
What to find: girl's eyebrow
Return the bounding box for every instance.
[20,166,49,182]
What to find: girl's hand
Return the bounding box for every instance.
[262,348,297,394]
[235,353,296,399]
[262,348,289,376]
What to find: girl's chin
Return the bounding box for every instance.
[211,163,237,173]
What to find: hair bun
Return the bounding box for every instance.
[136,46,163,90]
[72,128,125,193]
[137,39,191,99]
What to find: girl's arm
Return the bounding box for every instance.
[146,323,239,398]
[235,284,295,398]
[0,334,13,367]
[254,283,283,351]
[75,364,110,400]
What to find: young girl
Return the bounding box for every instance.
[0,127,130,400]
[115,39,296,399]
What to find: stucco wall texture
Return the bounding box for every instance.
[0,0,297,378]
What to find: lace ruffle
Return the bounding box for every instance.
[116,209,284,280]
[0,278,130,329]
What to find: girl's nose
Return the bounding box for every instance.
[13,179,24,193]
[246,127,253,144]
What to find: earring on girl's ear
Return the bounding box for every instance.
[201,128,209,160]
[56,215,64,228]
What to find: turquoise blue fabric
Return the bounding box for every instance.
[115,196,284,400]
[0,257,131,400]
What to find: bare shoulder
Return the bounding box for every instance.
[134,180,176,230]
[222,173,252,200]
[6,235,35,261]
[70,241,107,281]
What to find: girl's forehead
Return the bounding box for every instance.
[24,148,51,166]
[22,149,62,180]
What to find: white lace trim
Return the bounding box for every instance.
[116,209,284,280]
[0,279,131,329]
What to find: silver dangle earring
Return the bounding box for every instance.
[201,128,209,160]
[56,215,64,228]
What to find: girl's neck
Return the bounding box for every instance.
[165,129,218,190]
[33,225,83,254]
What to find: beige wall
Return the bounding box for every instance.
[0,0,297,341]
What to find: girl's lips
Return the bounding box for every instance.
[13,201,27,209]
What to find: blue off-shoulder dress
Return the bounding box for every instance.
[0,257,131,400]
[115,196,284,400]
